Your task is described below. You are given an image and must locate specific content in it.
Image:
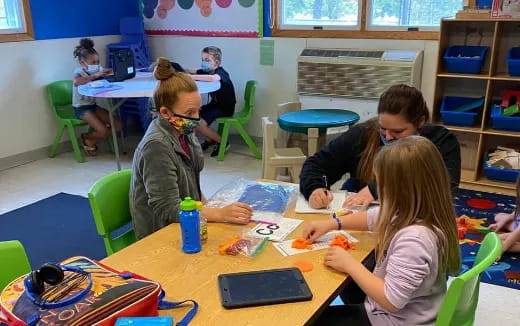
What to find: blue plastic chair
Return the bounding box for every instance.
[107,17,151,69]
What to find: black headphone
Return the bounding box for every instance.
[24,263,92,309]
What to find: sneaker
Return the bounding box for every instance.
[211,142,230,157]
[200,140,215,151]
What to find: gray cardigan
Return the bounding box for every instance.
[130,117,204,239]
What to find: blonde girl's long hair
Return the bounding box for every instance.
[357,84,430,187]
[373,136,461,275]
[152,57,198,112]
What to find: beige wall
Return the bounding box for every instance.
[148,36,440,137]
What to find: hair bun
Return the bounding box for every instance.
[154,57,176,81]
[79,38,94,49]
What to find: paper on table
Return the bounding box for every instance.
[247,218,303,242]
[272,230,359,256]
[295,191,347,214]
[250,211,284,224]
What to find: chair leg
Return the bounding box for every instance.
[289,165,302,184]
[217,122,231,161]
[49,125,66,158]
[217,122,224,136]
[67,124,84,163]
[235,123,262,160]
[265,164,277,180]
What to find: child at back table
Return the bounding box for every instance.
[302,136,460,326]
[72,38,122,156]
[190,46,236,157]
[491,175,520,253]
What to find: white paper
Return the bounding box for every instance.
[272,231,359,256]
[295,191,347,214]
[247,218,303,242]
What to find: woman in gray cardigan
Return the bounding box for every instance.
[130,58,253,239]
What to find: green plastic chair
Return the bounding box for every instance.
[215,80,262,161]
[47,80,88,163]
[88,169,137,256]
[435,232,502,326]
[0,240,31,291]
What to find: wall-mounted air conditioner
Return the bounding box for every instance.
[297,48,424,128]
[297,48,424,100]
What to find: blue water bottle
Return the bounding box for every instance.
[179,197,201,254]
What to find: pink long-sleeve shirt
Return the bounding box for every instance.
[364,207,447,326]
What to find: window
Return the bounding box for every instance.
[0,0,26,34]
[281,0,360,29]
[274,0,462,39]
[368,0,463,30]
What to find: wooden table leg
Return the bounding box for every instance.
[307,128,319,156]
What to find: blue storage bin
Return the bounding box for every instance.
[490,103,520,131]
[440,96,480,126]
[507,47,520,76]
[443,46,488,74]
[483,150,520,183]
[476,0,493,8]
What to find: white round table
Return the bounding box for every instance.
[78,72,220,170]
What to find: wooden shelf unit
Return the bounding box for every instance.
[433,19,520,195]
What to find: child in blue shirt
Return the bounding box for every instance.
[72,38,122,156]
[190,46,236,157]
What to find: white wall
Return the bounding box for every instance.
[148,36,440,138]
[0,36,118,160]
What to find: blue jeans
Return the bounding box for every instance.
[73,104,97,119]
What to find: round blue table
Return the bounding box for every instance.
[277,109,360,135]
[277,109,360,155]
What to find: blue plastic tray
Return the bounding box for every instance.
[443,46,488,74]
[490,104,520,131]
[440,96,480,126]
[483,150,520,183]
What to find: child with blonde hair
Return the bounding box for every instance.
[303,136,460,325]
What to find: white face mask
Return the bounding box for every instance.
[86,64,100,74]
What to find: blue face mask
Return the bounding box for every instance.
[380,134,396,146]
[200,61,212,72]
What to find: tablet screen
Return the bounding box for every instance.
[218,268,312,308]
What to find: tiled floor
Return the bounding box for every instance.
[0,144,519,325]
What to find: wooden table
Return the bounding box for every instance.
[102,206,376,325]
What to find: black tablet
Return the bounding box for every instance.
[218,268,313,309]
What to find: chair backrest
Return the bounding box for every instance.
[47,80,73,120]
[88,169,137,256]
[236,80,258,122]
[0,240,31,290]
[276,102,302,147]
[435,232,502,326]
[261,117,276,178]
[120,17,145,44]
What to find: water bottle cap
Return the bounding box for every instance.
[180,197,197,211]
[196,201,203,210]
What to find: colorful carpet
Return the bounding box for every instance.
[454,188,520,290]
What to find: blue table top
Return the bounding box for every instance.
[278,109,360,133]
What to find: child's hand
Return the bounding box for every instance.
[490,212,515,232]
[324,246,355,273]
[220,202,253,224]
[302,220,336,243]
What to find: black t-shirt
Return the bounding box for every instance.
[196,66,236,116]
[170,61,184,72]
[299,121,461,200]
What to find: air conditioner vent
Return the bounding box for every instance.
[300,49,384,59]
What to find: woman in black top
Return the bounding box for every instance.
[300,84,461,209]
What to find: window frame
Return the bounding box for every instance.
[0,0,34,43]
[271,0,443,40]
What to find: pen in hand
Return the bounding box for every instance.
[322,175,330,210]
